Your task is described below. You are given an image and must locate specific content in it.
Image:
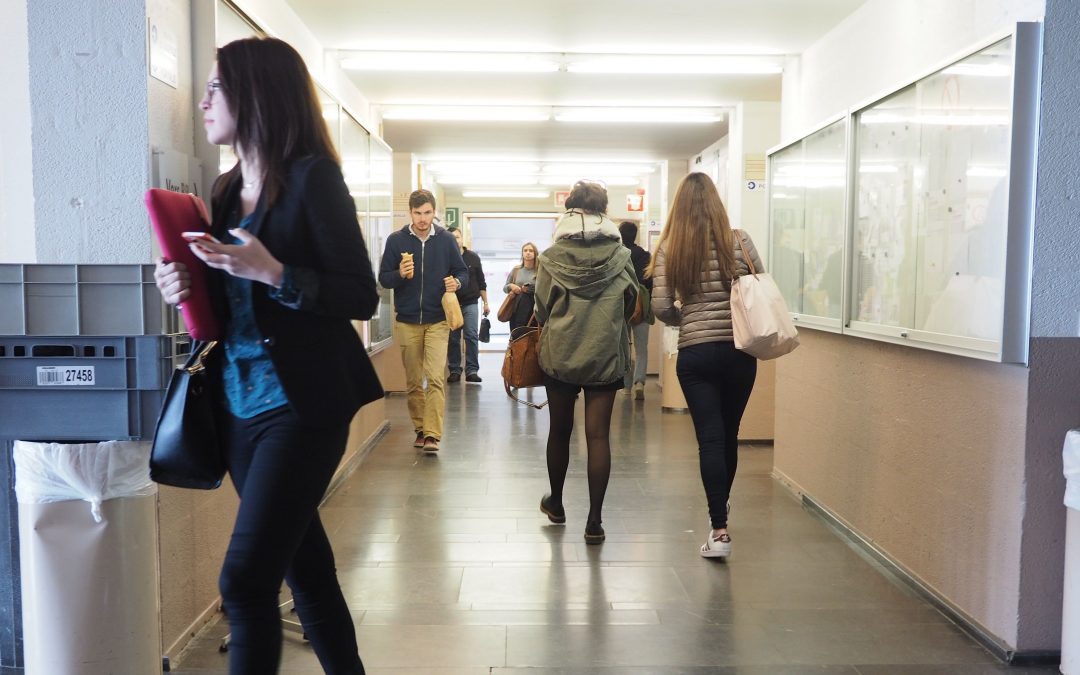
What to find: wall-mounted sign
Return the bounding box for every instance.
[443,207,460,229]
[148,19,178,88]
[626,188,646,212]
[554,190,570,208]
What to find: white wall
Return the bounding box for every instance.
[781,0,1044,139]
[232,0,378,133]
[726,101,779,266]
[28,0,152,263]
[0,1,35,262]
[1032,0,1080,339]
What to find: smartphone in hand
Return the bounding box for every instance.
[181,231,221,245]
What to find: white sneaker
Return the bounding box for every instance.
[700,531,731,558]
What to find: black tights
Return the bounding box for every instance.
[544,386,617,523]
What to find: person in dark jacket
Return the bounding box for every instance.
[378,189,468,453]
[447,228,488,383]
[153,36,380,674]
[619,220,653,399]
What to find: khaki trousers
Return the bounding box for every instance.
[396,320,451,440]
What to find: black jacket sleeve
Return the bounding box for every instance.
[290,157,379,319]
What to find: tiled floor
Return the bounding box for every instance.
[171,354,1058,674]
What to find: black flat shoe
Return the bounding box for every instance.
[584,520,605,544]
[540,494,565,524]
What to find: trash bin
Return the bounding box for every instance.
[13,440,161,675]
[1062,429,1080,675]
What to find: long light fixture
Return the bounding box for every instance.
[462,190,550,199]
[567,55,782,75]
[340,50,781,76]
[435,176,540,186]
[381,106,550,122]
[341,51,560,73]
[553,107,725,124]
[425,162,540,175]
[542,163,656,176]
[540,176,641,187]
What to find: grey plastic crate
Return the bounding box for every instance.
[0,264,182,336]
[0,334,190,441]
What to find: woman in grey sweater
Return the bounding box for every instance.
[650,172,764,560]
[503,242,538,333]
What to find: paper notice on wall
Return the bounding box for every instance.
[148,19,178,88]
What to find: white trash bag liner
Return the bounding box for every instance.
[1065,429,1080,511]
[13,440,156,522]
[662,325,680,356]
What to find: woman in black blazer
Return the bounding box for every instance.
[154,37,379,674]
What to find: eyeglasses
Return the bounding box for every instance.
[205,79,224,101]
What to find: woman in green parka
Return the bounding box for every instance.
[534,180,638,543]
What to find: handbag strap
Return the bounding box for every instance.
[732,229,758,277]
[186,340,219,375]
[504,378,548,409]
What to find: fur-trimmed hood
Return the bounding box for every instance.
[552,209,622,242]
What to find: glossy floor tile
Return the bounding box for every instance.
[170,353,1058,674]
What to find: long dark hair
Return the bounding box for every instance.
[212,37,338,207]
[646,173,736,298]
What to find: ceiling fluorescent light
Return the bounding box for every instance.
[436,176,540,186]
[462,190,550,199]
[382,106,551,122]
[567,55,782,75]
[554,107,725,124]
[426,162,540,175]
[540,176,641,187]
[341,51,559,73]
[542,163,656,176]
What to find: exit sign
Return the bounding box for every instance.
[443,207,460,229]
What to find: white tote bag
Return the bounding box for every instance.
[729,232,800,360]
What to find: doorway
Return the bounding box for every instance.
[465,213,557,350]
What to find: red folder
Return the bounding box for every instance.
[144,189,221,341]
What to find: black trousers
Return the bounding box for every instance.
[675,341,757,530]
[219,405,364,674]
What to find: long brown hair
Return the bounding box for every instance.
[646,173,736,299]
[520,242,538,268]
[212,37,339,207]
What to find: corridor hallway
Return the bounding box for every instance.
[172,355,1055,674]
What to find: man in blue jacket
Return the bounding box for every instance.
[379,189,468,453]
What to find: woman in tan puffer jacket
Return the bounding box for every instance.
[649,172,763,560]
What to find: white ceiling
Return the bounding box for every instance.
[284,0,867,192]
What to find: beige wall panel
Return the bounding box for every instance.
[373,341,407,393]
[773,330,1028,645]
[740,359,775,441]
[659,348,775,441]
[158,485,238,657]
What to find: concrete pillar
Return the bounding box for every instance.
[1018,0,1080,654]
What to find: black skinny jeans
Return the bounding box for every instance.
[220,405,364,675]
[676,341,757,530]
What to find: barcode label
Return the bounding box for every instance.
[36,366,96,386]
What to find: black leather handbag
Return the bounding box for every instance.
[150,340,226,489]
[479,315,491,343]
